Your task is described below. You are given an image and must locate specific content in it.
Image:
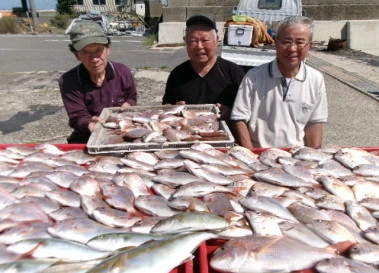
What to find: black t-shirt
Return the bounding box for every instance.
[162,57,245,109]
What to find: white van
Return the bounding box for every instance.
[221,0,303,67]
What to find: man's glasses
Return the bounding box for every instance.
[277,40,311,50]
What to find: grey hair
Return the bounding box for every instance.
[276,16,314,40]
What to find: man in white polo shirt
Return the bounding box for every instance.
[231,16,328,148]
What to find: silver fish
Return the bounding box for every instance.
[363,226,379,245]
[201,163,253,176]
[19,196,60,214]
[120,157,155,172]
[254,168,313,188]
[316,256,379,273]
[126,151,159,165]
[360,197,379,211]
[151,183,176,200]
[60,150,96,165]
[310,159,353,178]
[282,189,317,208]
[210,235,336,273]
[318,175,356,201]
[88,156,123,174]
[112,172,151,197]
[151,211,229,234]
[7,238,112,262]
[92,206,141,228]
[278,221,330,248]
[153,158,185,170]
[240,194,298,222]
[282,164,319,184]
[352,181,379,201]
[315,194,346,211]
[245,210,283,236]
[0,259,58,273]
[227,146,260,166]
[248,181,288,197]
[47,217,124,244]
[353,163,379,176]
[288,202,331,224]
[168,196,209,212]
[293,146,333,162]
[98,182,135,213]
[334,148,379,169]
[183,160,234,185]
[87,231,215,273]
[86,232,173,251]
[349,242,379,265]
[69,176,101,197]
[134,195,180,217]
[55,164,90,176]
[0,202,51,223]
[227,179,257,197]
[171,181,236,198]
[49,206,88,221]
[81,194,109,216]
[45,171,79,188]
[306,219,357,244]
[345,200,377,231]
[44,188,81,207]
[130,216,166,234]
[179,149,231,167]
[203,192,238,217]
[0,222,51,245]
[152,171,201,187]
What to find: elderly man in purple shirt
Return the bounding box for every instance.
[59,21,137,143]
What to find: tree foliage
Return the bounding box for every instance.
[56,0,76,15]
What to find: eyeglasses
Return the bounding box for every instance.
[277,40,311,49]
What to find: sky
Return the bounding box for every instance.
[0,0,57,10]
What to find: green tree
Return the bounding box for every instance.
[56,0,76,15]
[51,0,77,29]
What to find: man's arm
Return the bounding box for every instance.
[233,120,254,149]
[304,122,324,148]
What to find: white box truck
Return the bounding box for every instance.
[221,0,303,67]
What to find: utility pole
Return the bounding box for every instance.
[28,0,39,32]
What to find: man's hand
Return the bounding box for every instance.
[88,116,104,132]
[120,102,130,111]
[216,103,232,120]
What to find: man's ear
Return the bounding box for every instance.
[74,51,80,61]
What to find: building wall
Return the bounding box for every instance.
[73,0,119,13]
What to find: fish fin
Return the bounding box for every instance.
[186,198,198,212]
[116,246,136,253]
[21,240,45,258]
[325,240,355,255]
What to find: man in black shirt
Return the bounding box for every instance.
[162,14,245,121]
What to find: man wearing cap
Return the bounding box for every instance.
[162,14,245,123]
[59,21,137,143]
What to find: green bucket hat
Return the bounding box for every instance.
[68,21,108,51]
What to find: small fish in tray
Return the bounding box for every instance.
[100,105,229,144]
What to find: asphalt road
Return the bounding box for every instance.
[0,34,188,72]
[0,34,378,147]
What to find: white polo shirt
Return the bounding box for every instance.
[231,58,328,148]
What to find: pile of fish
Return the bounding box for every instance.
[0,143,378,273]
[100,105,230,144]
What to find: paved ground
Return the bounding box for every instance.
[0,46,378,147]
